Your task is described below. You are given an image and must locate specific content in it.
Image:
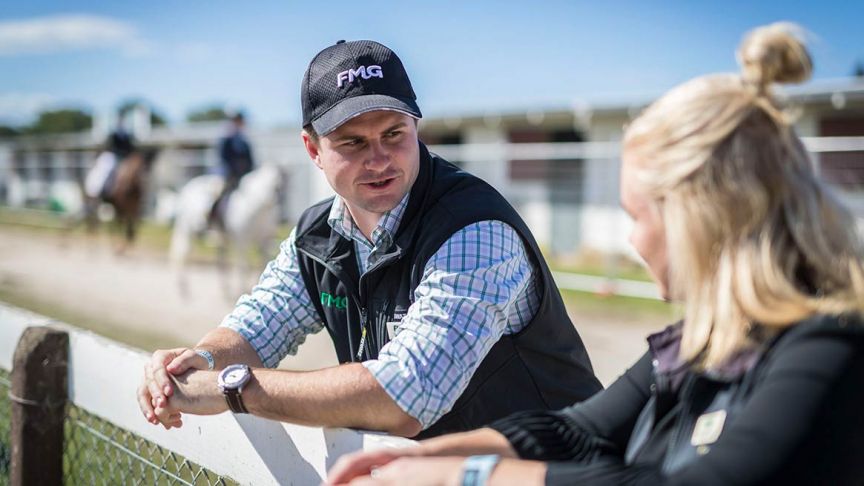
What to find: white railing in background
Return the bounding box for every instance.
[1,137,862,296]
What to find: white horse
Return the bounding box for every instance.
[170,165,286,297]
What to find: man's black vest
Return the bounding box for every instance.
[294,143,602,438]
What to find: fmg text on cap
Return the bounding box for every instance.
[301,40,422,136]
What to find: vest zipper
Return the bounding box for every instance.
[356,307,369,361]
[297,245,401,363]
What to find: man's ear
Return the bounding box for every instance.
[301,130,323,169]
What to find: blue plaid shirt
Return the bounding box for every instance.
[221,193,540,428]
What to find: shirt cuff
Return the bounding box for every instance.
[218,316,274,367]
[363,358,441,429]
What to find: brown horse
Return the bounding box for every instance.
[85,148,158,252]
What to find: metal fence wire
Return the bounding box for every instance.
[63,405,236,486]
[0,368,10,486]
[0,364,233,485]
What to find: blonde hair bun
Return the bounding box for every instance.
[738,22,812,90]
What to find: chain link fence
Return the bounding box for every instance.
[63,405,235,486]
[1,365,234,485]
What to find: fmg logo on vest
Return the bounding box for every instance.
[336,65,383,87]
[320,292,348,309]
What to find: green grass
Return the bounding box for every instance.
[0,206,73,230]
[545,253,654,282]
[542,246,671,320]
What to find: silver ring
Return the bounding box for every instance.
[370,467,381,479]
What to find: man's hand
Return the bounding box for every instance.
[151,369,228,428]
[137,347,211,427]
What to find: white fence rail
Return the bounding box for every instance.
[0,302,414,485]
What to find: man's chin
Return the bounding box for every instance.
[358,194,402,215]
[344,185,408,215]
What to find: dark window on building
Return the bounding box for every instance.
[420,132,463,145]
[37,151,53,182]
[12,151,27,178]
[72,150,90,184]
[819,116,864,188]
[507,128,584,187]
[180,144,212,180]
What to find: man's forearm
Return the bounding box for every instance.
[195,327,264,369]
[175,330,423,436]
[243,363,422,437]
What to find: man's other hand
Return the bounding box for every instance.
[137,347,211,426]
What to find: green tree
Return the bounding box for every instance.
[0,125,20,137]
[25,109,92,134]
[186,105,229,123]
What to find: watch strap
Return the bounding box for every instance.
[224,388,249,414]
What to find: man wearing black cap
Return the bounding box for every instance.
[138,40,602,438]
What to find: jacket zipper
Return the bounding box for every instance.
[664,375,697,470]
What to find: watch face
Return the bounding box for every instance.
[219,364,250,390]
[225,368,246,385]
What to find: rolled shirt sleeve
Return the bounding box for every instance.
[363,220,539,428]
[219,228,324,368]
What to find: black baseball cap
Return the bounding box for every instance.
[301,40,422,137]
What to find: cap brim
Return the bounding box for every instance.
[311,94,422,136]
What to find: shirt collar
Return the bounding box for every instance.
[327,192,410,248]
[647,321,766,385]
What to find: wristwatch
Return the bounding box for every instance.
[217,364,252,414]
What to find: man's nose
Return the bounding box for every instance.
[364,140,390,170]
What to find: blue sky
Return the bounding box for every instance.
[1,0,861,127]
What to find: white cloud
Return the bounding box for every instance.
[0,14,151,57]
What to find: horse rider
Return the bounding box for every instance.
[208,111,255,229]
[85,128,135,201]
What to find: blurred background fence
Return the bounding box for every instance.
[1,131,862,300]
[2,84,864,299]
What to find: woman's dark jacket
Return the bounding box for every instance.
[491,313,864,485]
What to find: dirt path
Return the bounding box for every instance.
[0,226,669,385]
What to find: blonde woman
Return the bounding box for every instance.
[326,23,864,486]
